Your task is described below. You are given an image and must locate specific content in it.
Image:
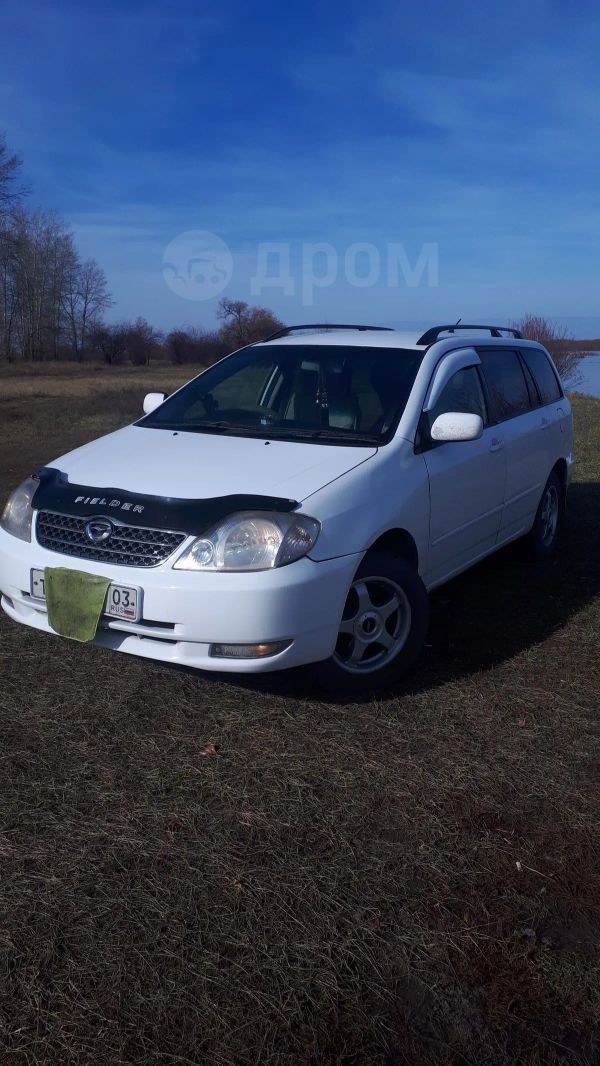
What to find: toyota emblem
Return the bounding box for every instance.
[85,518,113,543]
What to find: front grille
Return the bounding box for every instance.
[36,511,187,568]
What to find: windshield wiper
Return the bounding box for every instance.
[141,420,225,433]
[277,428,381,446]
[185,420,237,432]
[197,421,277,435]
[147,420,270,436]
[143,421,380,446]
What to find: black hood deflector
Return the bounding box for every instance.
[32,467,298,535]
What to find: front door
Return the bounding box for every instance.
[421,365,506,586]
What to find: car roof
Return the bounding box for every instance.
[254,329,426,350]
[253,325,539,352]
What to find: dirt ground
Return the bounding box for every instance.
[0,364,598,1065]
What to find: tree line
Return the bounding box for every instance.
[0,138,113,362]
[0,136,282,367]
[0,134,581,378]
[75,298,283,367]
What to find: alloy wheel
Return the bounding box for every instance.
[333,576,412,674]
[540,484,559,548]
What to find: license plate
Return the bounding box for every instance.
[30,570,141,622]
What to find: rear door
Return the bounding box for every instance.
[519,345,570,468]
[477,347,549,540]
[420,362,506,584]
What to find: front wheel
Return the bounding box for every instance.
[312,550,429,693]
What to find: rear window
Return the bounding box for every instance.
[478,349,531,421]
[520,348,562,405]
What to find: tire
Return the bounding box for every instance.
[526,470,565,559]
[312,550,429,693]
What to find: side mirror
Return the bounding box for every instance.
[143,392,165,415]
[430,412,483,443]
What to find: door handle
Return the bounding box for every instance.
[541,416,551,429]
[489,437,504,453]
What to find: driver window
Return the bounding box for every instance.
[183,359,278,421]
[429,366,488,426]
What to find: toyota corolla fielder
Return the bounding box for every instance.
[0,323,573,690]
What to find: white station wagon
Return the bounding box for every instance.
[0,323,573,690]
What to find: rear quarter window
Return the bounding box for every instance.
[520,348,562,404]
[477,349,531,422]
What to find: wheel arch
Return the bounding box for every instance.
[365,528,419,571]
[551,457,568,496]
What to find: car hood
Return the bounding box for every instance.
[51,425,377,503]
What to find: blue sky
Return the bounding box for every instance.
[2,0,600,334]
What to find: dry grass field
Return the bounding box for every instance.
[0,364,599,1066]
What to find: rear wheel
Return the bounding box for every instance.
[526,470,565,559]
[313,550,429,693]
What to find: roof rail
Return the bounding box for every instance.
[262,323,394,342]
[418,323,523,345]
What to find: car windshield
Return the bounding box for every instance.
[140,343,424,445]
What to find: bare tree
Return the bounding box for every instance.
[10,210,56,360]
[217,297,283,348]
[512,314,582,385]
[244,304,284,343]
[0,134,26,219]
[0,135,28,359]
[121,318,162,366]
[64,256,112,360]
[46,230,77,359]
[216,298,251,346]
[0,200,112,362]
[0,136,116,362]
[166,326,228,366]
[7,211,81,360]
[88,322,129,366]
[0,223,18,359]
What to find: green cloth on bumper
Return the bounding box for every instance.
[44,567,110,642]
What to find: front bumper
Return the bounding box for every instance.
[0,526,361,672]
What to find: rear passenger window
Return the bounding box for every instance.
[519,357,540,407]
[478,349,531,421]
[521,348,562,404]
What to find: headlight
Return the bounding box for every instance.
[173,511,320,571]
[0,476,38,543]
